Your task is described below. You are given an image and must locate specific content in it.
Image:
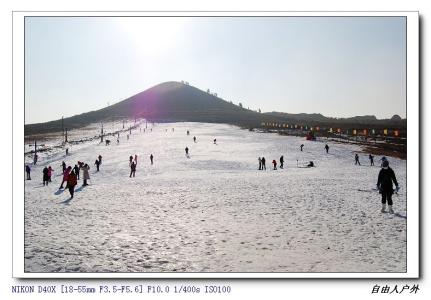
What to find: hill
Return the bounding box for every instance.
[24,81,406,136]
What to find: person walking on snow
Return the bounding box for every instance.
[355,154,361,165]
[42,166,49,186]
[33,154,38,165]
[214,139,217,144]
[134,154,138,165]
[73,164,80,179]
[300,144,304,152]
[185,147,189,156]
[98,155,102,165]
[261,157,266,170]
[193,136,196,143]
[129,155,133,166]
[48,166,53,182]
[258,157,262,170]
[272,159,277,170]
[94,159,100,172]
[150,154,154,165]
[61,161,66,173]
[280,155,284,169]
[325,144,329,154]
[25,165,31,180]
[369,154,374,166]
[377,160,399,214]
[130,161,136,177]
[59,166,72,189]
[67,170,77,199]
[81,163,90,186]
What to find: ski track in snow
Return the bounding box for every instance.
[24,122,407,273]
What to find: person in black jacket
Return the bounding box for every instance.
[25,165,31,180]
[280,155,284,169]
[377,160,399,214]
[42,166,49,186]
[355,154,361,165]
[130,161,136,177]
[73,164,80,179]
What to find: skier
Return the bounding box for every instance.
[325,144,329,154]
[150,154,154,165]
[94,159,100,172]
[258,157,262,170]
[272,159,277,170]
[61,161,66,173]
[214,139,217,144]
[59,166,72,189]
[261,157,266,170]
[355,154,361,165]
[25,165,31,180]
[193,136,196,143]
[42,166,49,186]
[98,155,102,165]
[300,144,304,152]
[73,164,80,180]
[185,147,189,156]
[67,170,77,199]
[48,166,53,182]
[81,163,90,186]
[369,154,375,166]
[130,161,136,177]
[377,160,399,214]
[280,155,284,169]
[187,130,190,135]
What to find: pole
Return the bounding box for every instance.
[101,124,104,142]
[65,129,68,142]
[61,116,64,141]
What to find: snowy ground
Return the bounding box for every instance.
[24,122,407,273]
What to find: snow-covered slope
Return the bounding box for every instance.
[24,122,406,273]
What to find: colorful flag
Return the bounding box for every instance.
[353,129,357,135]
[394,130,399,136]
[384,129,388,135]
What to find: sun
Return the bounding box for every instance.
[114,17,186,55]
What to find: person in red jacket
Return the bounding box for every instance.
[59,166,72,189]
[67,170,78,198]
[272,159,277,170]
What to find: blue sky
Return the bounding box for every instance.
[25,16,406,124]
